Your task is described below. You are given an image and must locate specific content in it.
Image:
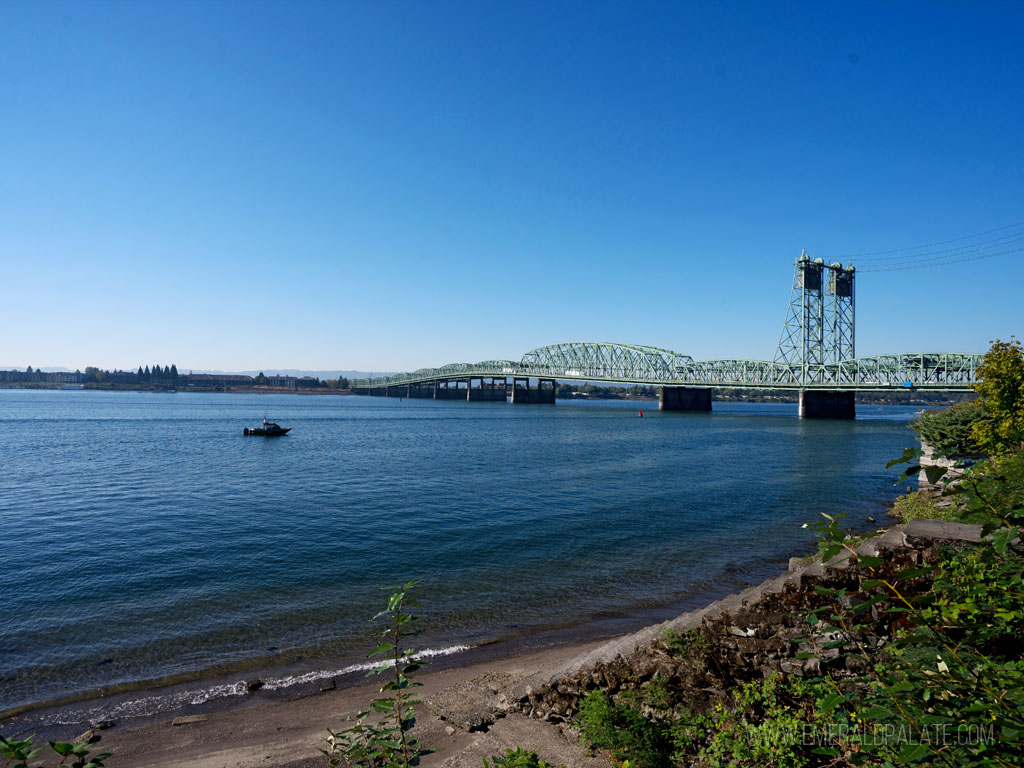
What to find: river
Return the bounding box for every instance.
[0,390,919,721]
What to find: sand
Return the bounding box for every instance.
[14,639,609,768]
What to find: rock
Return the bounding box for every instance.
[427,677,506,732]
[171,715,208,726]
[779,660,802,675]
[246,679,264,692]
[728,626,756,638]
[445,726,456,736]
[73,729,96,744]
[320,679,337,692]
[90,720,116,730]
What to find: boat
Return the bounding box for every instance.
[243,419,291,436]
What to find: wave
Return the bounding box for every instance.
[43,645,472,726]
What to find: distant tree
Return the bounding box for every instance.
[144,365,150,380]
[138,366,145,380]
[256,371,267,385]
[170,364,179,383]
[26,366,32,374]
[340,376,350,390]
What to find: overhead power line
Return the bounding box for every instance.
[857,244,1024,272]
[838,219,1024,261]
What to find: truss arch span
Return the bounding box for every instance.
[518,342,695,383]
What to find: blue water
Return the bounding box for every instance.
[0,390,919,718]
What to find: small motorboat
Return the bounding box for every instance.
[244,419,291,436]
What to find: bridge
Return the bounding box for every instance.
[353,254,983,418]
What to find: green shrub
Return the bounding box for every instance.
[913,401,987,457]
[0,735,110,768]
[972,337,1024,455]
[482,747,564,768]
[802,504,1024,766]
[694,675,818,768]
[656,627,707,661]
[889,489,957,522]
[322,582,425,768]
[578,691,669,768]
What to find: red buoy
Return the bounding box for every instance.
[638,409,643,418]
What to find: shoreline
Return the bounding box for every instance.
[1,543,810,741]
[4,510,924,768]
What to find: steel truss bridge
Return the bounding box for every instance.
[354,255,983,396]
[353,345,981,391]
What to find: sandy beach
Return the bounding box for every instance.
[20,639,610,768]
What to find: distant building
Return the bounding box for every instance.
[46,371,84,383]
[183,373,254,387]
[263,375,321,388]
[106,370,136,385]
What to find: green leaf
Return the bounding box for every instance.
[861,705,893,719]
[819,692,844,713]
[887,447,923,468]
[898,743,931,762]
[989,526,1017,554]
[851,594,888,613]
[923,464,949,484]
[857,555,885,568]
[368,642,394,657]
[897,465,923,484]
[895,566,934,581]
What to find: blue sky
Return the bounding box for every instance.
[2,0,1021,372]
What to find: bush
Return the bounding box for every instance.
[972,337,1024,455]
[913,401,986,457]
[482,747,564,768]
[889,489,958,523]
[578,691,669,768]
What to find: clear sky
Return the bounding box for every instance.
[2,0,1022,372]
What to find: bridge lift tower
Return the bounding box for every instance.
[774,251,857,416]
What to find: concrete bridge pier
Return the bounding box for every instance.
[659,386,712,412]
[510,377,556,404]
[407,382,434,398]
[434,379,468,399]
[467,376,507,401]
[798,390,855,419]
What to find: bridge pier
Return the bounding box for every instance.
[408,382,434,398]
[467,376,507,401]
[798,390,855,419]
[659,386,712,412]
[433,379,467,399]
[510,377,555,404]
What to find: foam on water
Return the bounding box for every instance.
[43,645,472,726]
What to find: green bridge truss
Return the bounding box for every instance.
[353,343,982,392]
[354,259,983,392]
